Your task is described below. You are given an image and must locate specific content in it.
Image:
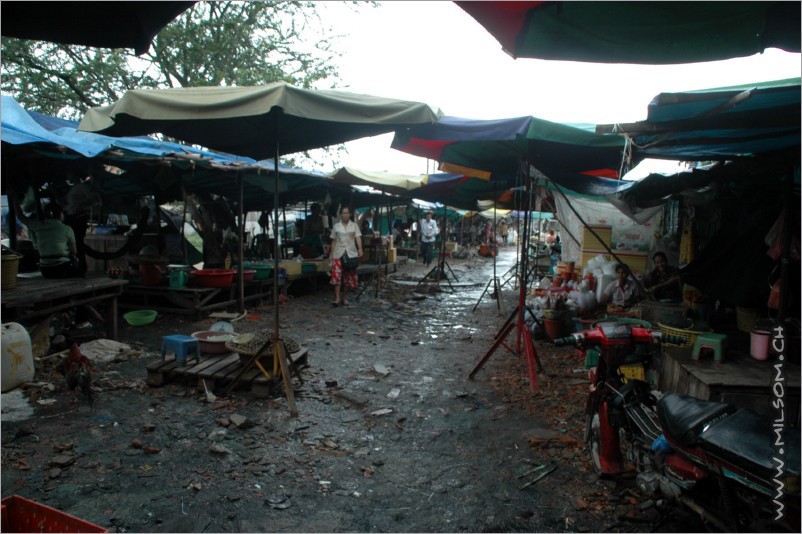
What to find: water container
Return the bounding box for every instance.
[169,270,188,289]
[2,323,35,392]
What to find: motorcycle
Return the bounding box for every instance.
[554,321,800,531]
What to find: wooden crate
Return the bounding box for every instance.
[582,226,612,250]
[613,251,649,275]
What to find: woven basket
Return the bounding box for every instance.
[1,253,21,289]
[226,334,299,365]
[658,322,710,348]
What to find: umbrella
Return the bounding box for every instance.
[457,1,801,64]
[392,115,627,192]
[78,83,442,412]
[1,1,195,55]
[409,173,520,211]
[328,167,427,196]
[78,83,442,159]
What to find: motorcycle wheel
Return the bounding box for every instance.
[585,412,603,475]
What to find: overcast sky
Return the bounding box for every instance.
[311,1,801,177]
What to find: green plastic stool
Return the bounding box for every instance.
[692,332,728,364]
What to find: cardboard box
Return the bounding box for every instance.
[445,242,458,252]
[279,261,302,276]
[613,251,649,275]
[582,226,612,250]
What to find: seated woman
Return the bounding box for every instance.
[601,263,643,309]
[12,195,80,279]
[644,251,682,301]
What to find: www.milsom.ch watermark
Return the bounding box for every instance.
[771,325,787,522]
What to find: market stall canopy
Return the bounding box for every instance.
[408,172,521,211]
[392,115,627,196]
[328,167,427,195]
[78,82,443,160]
[1,95,328,211]
[597,78,801,162]
[1,1,194,55]
[456,1,801,64]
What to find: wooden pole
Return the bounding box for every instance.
[237,173,244,313]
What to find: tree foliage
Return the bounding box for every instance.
[1,1,344,120]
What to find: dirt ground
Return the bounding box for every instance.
[1,248,706,533]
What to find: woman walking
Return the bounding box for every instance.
[328,206,363,306]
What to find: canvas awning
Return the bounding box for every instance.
[597,78,801,162]
[1,1,194,55]
[1,95,328,211]
[457,1,801,64]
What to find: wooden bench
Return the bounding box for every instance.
[1,274,127,339]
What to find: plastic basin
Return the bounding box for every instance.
[243,264,272,280]
[191,269,236,288]
[123,310,157,326]
[192,331,236,354]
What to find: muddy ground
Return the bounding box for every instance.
[1,248,706,533]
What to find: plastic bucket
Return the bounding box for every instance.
[169,270,188,289]
[139,264,162,286]
[750,329,771,361]
[2,323,34,392]
[543,318,564,341]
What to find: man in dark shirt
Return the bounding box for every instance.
[644,251,681,301]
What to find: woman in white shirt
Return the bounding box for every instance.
[328,206,363,306]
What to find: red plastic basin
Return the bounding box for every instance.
[190,269,236,288]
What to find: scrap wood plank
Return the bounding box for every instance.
[196,354,240,378]
[182,354,235,377]
[146,359,181,386]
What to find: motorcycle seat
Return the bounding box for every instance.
[657,393,735,447]
[699,408,801,481]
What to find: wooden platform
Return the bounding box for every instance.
[1,274,127,339]
[121,279,280,318]
[660,345,801,424]
[145,347,308,398]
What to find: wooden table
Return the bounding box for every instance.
[1,274,128,339]
[660,345,801,424]
[121,279,280,318]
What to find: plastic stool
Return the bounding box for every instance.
[692,333,728,364]
[161,335,201,367]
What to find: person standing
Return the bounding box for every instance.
[498,220,509,245]
[419,211,439,267]
[328,206,363,306]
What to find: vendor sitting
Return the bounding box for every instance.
[602,263,642,308]
[12,195,80,279]
[644,251,682,301]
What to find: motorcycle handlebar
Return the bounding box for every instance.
[553,335,578,347]
[659,333,687,346]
